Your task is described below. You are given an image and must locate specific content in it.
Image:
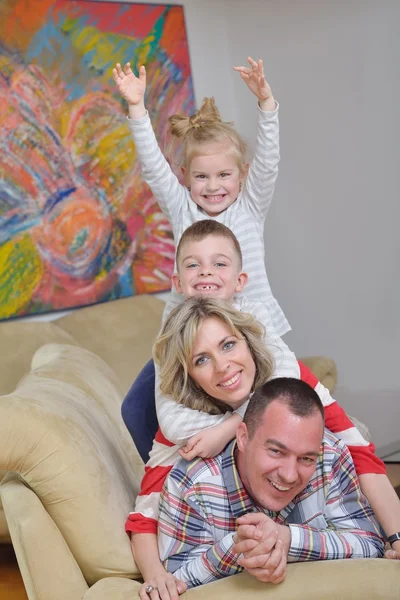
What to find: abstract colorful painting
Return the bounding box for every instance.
[0,0,194,320]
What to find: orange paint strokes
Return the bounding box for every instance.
[0,0,55,53]
[160,6,191,78]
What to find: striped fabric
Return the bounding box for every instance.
[127,102,290,338]
[157,436,384,588]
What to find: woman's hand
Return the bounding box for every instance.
[179,414,241,461]
[139,572,187,600]
[112,62,147,118]
[179,428,226,461]
[233,57,275,111]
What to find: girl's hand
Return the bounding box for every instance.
[233,57,275,111]
[112,62,146,107]
[139,572,187,600]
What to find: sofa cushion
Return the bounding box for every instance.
[56,295,165,395]
[0,343,143,584]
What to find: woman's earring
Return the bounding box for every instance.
[187,186,191,192]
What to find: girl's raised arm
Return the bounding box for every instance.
[233,57,275,112]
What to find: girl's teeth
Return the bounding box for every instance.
[220,372,240,387]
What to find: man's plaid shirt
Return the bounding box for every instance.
[158,430,384,588]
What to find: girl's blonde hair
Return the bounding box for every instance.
[153,297,274,415]
[168,97,248,174]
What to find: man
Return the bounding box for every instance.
[158,377,384,589]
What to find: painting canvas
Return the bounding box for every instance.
[0,0,195,320]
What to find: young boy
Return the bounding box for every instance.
[124,221,399,598]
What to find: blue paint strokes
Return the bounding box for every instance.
[118,266,134,297]
[43,187,77,214]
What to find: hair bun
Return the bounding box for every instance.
[169,97,222,138]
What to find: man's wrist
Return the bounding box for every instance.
[387,532,400,546]
[390,537,400,553]
[278,524,291,555]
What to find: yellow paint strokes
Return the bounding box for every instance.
[92,124,136,185]
[0,235,44,320]
[64,22,115,70]
[134,31,156,68]
[0,0,55,54]
[95,268,108,282]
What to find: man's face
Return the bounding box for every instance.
[172,235,248,302]
[236,401,323,512]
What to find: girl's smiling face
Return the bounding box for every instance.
[189,316,255,410]
[185,143,244,216]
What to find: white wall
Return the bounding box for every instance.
[21,0,400,449]
[223,0,400,449]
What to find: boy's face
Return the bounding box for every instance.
[172,235,248,302]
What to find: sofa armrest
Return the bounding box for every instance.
[1,473,89,600]
[84,559,400,600]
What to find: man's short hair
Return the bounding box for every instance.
[244,377,324,439]
[176,220,243,269]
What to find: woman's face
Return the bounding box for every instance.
[188,316,256,410]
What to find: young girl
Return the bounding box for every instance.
[112,57,289,336]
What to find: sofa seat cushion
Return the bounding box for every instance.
[0,343,143,584]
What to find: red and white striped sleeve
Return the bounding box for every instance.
[125,429,179,535]
[298,361,386,475]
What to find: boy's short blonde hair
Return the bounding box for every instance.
[153,297,274,415]
[176,220,243,270]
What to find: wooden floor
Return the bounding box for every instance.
[1,463,399,600]
[0,545,27,600]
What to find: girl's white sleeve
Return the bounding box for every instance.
[127,112,187,224]
[155,364,232,445]
[242,300,300,379]
[241,103,280,220]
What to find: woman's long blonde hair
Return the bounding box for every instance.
[168,97,248,174]
[153,297,274,415]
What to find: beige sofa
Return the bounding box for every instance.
[0,295,398,599]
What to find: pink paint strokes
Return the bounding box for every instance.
[0,1,194,320]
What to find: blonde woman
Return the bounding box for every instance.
[129,297,274,599]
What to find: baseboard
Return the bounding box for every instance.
[377,439,400,460]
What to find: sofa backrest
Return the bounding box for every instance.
[56,295,165,395]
